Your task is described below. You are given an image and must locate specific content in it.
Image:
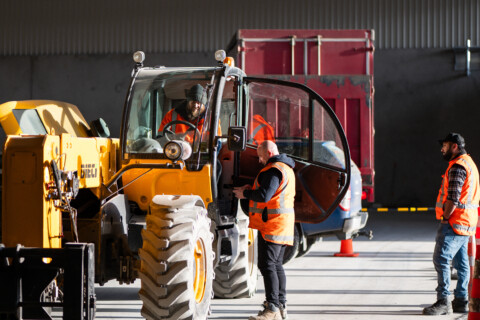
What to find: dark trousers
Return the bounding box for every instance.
[258,234,287,307]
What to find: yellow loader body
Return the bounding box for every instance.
[0,100,120,250]
[122,161,213,211]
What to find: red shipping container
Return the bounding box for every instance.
[227,29,375,202]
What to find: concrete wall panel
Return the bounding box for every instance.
[375,49,480,206]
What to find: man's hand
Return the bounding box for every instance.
[443,200,456,219]
[233,185,252,199]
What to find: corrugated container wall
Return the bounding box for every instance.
[0,0,479,55]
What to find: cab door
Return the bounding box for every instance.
[237,77,351,223]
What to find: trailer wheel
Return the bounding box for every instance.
[213,213,258,298]
[138,197,214,320]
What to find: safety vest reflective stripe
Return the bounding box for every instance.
[160,109,219,138]
[252,123,267,138]
[458,157,476,205]
[456,203,479,209]
[249,207,295,214]
[264,234,294,242]
[437,176,447,210]
[452,223,476,233]
[249,115,275,145]
[436,202,479,210]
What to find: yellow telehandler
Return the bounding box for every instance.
[0,50,352,319]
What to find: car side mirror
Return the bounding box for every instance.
[227,126,246,152]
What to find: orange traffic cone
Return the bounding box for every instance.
[334,239,359,257]
[469,235,476,294]
[469,258,480,319]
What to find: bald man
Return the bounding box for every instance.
[234,140,296,320]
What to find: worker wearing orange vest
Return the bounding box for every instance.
[158,84,221,143]
[249,114,275,145]
[233,140,295,320]
[423,133,480,316]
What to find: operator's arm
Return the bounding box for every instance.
[443,164,467,219]
[243,168,282,203]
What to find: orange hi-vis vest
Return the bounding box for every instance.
[436,154,480,235]
[248,161,295,245]
[159,109,221,143]
[250,115,275,145]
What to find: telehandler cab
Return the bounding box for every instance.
[0,50,351,319]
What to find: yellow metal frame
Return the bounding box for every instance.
[2,135,62,248]
[122,160,214,211]
[0,100,91,137]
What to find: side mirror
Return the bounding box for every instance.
[227,126,246,152]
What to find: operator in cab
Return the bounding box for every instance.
[249,114,275,146]
[158,84,221,143]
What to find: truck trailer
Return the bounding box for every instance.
[227,29,374,261]
[227,29,375,202]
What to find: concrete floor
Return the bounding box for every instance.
[68,212,469,319]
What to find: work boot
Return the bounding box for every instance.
[261,300,287,319]
[279,303,288,320]
[452,298,469,313]
[422,298,452,315]
[249,302,281,320]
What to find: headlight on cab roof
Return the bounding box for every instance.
[214,50,226,62]
[164,140,192,161]
[133,51,145,63]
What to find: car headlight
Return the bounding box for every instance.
[164,140,192,161]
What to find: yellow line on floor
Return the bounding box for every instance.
[362,207,434,212]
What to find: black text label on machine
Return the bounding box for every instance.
[81,164,98,179]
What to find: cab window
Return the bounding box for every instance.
[124,70,215,157]
[246,82,310,160]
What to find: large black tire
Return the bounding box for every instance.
[282,224,300,265]
[138,195,214,320]
[213,212,258,298]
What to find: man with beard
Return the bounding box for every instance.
[423,133,480,315]
[159,84,221,142]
